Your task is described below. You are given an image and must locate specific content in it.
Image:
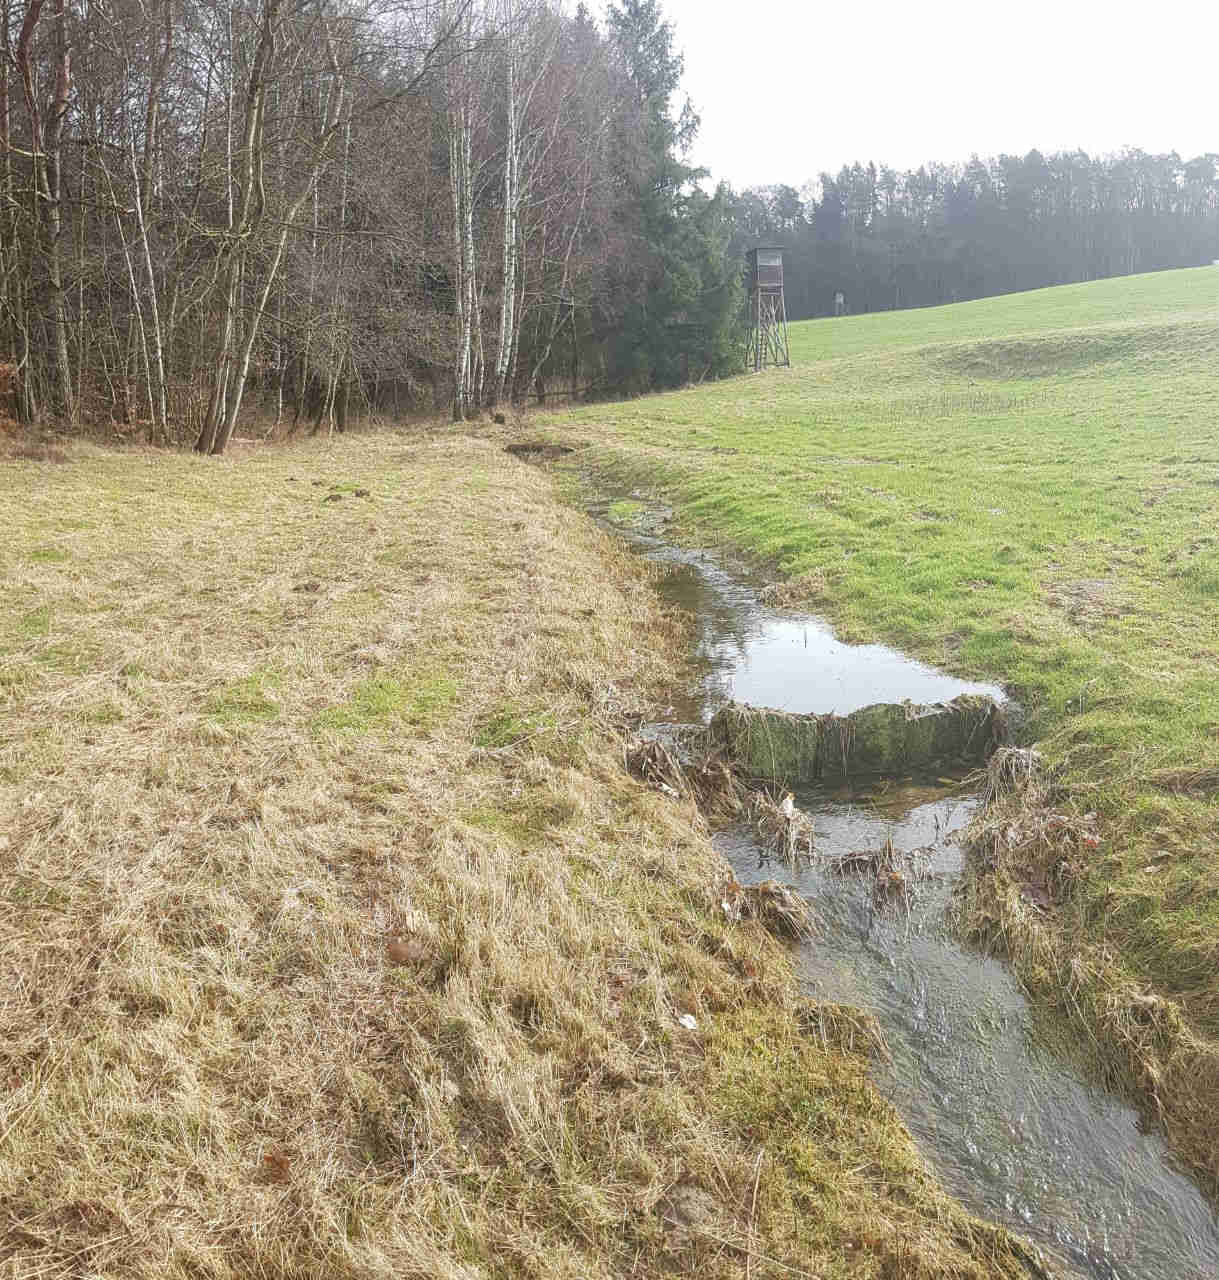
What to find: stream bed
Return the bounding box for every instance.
[604,505,1219,1280]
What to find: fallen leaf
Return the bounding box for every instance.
[677,1013,698,1031]
[387,937,428,966]
[262,1148,292,1182]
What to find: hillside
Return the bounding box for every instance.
[551,264,1219,1186]
[0,434,1041,1277]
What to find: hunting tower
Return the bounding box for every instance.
[746,247,790,371]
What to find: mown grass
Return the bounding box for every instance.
[312,671,458,735]
[539,262,1219,1184]
[0,432,1037,1277]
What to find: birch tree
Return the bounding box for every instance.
[14,0,74,419]
[198,0,469,454]
[444,1,490,421]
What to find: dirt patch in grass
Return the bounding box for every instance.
[504,440,576,462]
[1041,576,1135,626]
[0,433,1040,1278]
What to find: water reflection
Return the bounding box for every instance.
[613,529,1001,722]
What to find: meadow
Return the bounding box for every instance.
[5,263,1218,1271]
[0,433,1039,1277]
[551,264,1219,1182]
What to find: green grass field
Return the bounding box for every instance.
[550,266,1219,1063]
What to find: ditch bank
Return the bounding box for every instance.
[583,487,1219,1280]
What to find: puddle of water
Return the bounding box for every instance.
[600,519,1002,722]
[597,504,1219,1280]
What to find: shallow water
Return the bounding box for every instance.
[600,506,1219,1280]
[603,520,1002,721]
[718,794,1219,1280]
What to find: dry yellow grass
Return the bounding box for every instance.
[963,750,1219,1198]
[0,431,1042,1278]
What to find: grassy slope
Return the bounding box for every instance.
[545,264,1219,1163]
[0,434,1036,1278]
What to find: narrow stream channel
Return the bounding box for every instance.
[598,503,1219,1280]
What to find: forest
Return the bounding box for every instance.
[0,0,741,452]
[0,0,1216,450]
[728,149,1219,320]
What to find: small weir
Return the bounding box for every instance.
[601,503,1219,1280]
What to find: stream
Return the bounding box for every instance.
[601,503,1219,1280]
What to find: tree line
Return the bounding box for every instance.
[2,0,1215,451]
[727,149,1219,320]
[0,0,740,452]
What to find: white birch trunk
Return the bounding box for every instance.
[450,96,473,421]
[491,0,518,409]
[130,122,168,438]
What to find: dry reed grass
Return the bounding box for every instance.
[624,731,745,818]
[963,749,1219,1198]
[0,432,1042,1278]
[740,790,815,866]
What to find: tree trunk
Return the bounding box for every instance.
[490,0,518,410]
[15,0,75,421]
[450,95,474,421]
[196,0,280,453]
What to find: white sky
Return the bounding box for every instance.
[606,0,1219,191]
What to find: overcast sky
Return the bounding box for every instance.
[615,0,1219,192]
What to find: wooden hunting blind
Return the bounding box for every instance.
[746,247,790,371]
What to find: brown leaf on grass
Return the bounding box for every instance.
[262,1148,292,1182]
[386,937,429,967]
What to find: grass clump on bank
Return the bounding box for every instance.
[542,263,1219,1193]
[0,432,1036,1277]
